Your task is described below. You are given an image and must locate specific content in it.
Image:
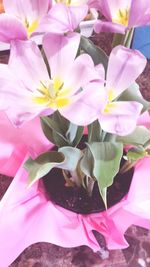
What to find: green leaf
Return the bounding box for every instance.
[87,142,123,207]
[80,147,94,179]
[24,151,64,187]
[118,83,150,112]
[65,122,84,146]
[88,120,102,142]
[40,113,69,147]
[80,36,108,71]
[125,146,148,161]
[117,126,150,146]
[41,111,83,147]
[24,147,83,186]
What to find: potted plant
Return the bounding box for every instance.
[0,0,150,266]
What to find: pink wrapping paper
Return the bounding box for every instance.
[0,112,149,266]
[0,111,50,176]
[0,155,150,266]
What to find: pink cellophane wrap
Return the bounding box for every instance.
[0,111,50,177]
[0,112,149,266]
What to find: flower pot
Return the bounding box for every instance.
[42,158,133,214]
[0,112,150,267]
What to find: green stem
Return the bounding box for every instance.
[112,28,134,48]
[123,28,134,48]
[112,33,125,48]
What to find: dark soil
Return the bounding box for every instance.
[43,160,133,214]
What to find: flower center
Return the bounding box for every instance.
[54,0,83,6]
[33,78,71,109]
[112,9,129,26]
[103,89,116,113]
[54,0,72,5]
[24,18,39,37]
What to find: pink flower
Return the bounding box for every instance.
[37,3,88,34]
[0,0,51,42]
[0,33,104,126]
[97,45,147,135]
[94,0,150,34]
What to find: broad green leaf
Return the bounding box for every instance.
[41,111,83,147]
[58,147,83,172]
[25,147,83,187]
[118,83,150,112]
[87,142,123,207]
[125,146,148,161]
[24,151,64,187]
[80,147,94,179]
[40,113,69,147]
[117,126,150,146]
[88,120,102,142]
[65,122,84,146]
[80,36,108,71]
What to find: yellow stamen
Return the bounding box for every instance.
[33,79,71,109]
[108,89,115,102]
[103,102,117,114]
[54,0,72,6]
[103,89,116,113]
[112,9,129,26]
[24,19,39,37]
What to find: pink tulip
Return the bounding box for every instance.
[97,45,147,135]
[0,33,104,126]
[37,3,88,34]
[94,0,150,34]
[0,0,51,42]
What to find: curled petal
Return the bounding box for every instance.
[3,0,51,20]
[60,82,107,125]
[0,14,27,43]
[106,45,147,99]
[97,0,132,22]
[94,20,126,34]
[129,0,150,27]
[39,3,88,34]
[99,101,143,136]
[64,53,100,94]
[9,40,49,91]
[43,32,80,79]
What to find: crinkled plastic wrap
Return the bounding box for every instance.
[0,111,149,267]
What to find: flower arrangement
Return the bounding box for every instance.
[0,0,150,265]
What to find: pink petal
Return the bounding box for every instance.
[97,0,132,22]
[106,45,147,99]
[43,32,80,79]
[129,0,150,27]
[0,80,53,126]
[39,3,88,34]
[60,82,107,125]
[3,0,51,20]
[88,0,101,9]
[95,64,105,82]
[64,53,101,94]
[9,39,49,91]
[94,20,126,34]
[99,101,143,136]
[0,14,27,43]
